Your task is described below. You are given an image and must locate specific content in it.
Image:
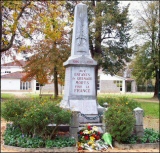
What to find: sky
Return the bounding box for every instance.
[2,1,145,64]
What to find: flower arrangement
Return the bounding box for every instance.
[77,124,108,151]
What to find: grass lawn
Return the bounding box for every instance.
[1,92,159,119]
[138,102,159,119]
[97,93,154,99]
[1,93,15,99]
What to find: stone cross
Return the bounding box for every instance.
[60,3,104,123]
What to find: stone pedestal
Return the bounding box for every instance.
[60,55,100,123]
[133,107,144,137]
[131,81,136,93]
[69,110,79,141]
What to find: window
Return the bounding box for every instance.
[114,80,122,91]
[36,81,40,90]
[5,71,11,73]
[20,81,31,90]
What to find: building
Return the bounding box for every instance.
[98,69,136,93]
[1,59,136,93]
[1,59,62,93]
[1,60,36,92]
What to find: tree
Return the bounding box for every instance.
[1,1,71,97]
[66,1,132,73]
[21,1,71,97]
[22,37,70,97]
[89,1,132,72]
[1,1,32,53]
[131,1,159,98]
[65,1,133,94]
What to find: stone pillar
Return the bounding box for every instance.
[133,107,144,137]
[131,81,136,93]
[69,110,80,141]
[122,80,126,93]
[102,102,109,133]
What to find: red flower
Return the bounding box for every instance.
[95,135,100,140]
[92,134,96,138]
[97,132,101,135]
[84,135,89,140]
[80,132,83,135]
[78,146,83,150]
[87,125,91,130]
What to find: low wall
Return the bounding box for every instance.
[114,141,159,150]
[3,145,77,152]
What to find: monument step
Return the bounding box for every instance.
[48,123,103,127]
[48,123,104,133]
[79,123,103,127]
[79,123,104,133]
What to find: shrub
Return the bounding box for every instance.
[3,124,76,148]
[2,98,72,139]
[123,128,160,144]
[140,128,159,143]
[98,96,140,111]
[104,105,135,143]
[115,96,140,111]
[45,137,76,148]
[1,99,31,126]
[97,96,116,107]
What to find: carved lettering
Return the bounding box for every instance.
[74,89,90,93]
[72,68,93,94]
[73,60,79,64]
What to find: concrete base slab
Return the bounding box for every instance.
[114,141,159,150]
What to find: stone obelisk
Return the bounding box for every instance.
[60,3,100,123]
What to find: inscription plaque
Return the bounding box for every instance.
[71,67,95,95]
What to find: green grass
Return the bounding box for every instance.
[23,93,40,98]
[98,93,154,99]
[2,93,159,119]
[138,102,159,119]
[1,93,15,99]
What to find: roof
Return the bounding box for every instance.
[125,78,134,81]
[1,59,26,67]
[1,71,26,79]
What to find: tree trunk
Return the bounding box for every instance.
[153,69,158,98]
[94,1,102,95]
[0,1,2,51]
[53,66,58,98]
[95,65,99,96]
[40,85,43,95]
[158,69,160,100]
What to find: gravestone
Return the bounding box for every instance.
[60,3,103,123]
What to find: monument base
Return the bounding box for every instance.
[69,100,100,123]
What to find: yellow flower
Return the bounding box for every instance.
[126,102,128,105]
[88,140,93,145]
[90,136,95,141]
[91,143,96,149]
[77,142,81,147]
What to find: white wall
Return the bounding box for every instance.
[100,74,124,81]
[99,74,126,93]
[1,79,20,90]
[1,66,23,75]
